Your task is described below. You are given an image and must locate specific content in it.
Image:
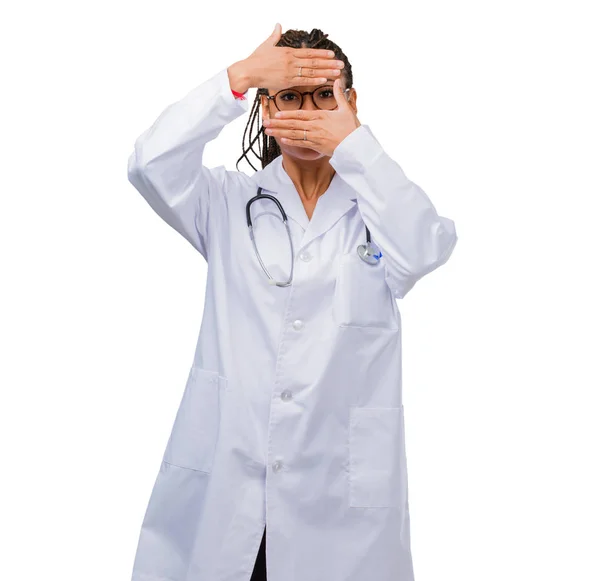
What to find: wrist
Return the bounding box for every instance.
[227,61,252,94]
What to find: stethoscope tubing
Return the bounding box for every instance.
[247,187,379,286]
[246,187,371,240]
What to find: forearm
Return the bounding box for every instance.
[330,125,458,298]
[127,67,249,257]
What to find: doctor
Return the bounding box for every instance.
[127,23,457,581]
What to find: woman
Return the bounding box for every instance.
[127,24,457,581]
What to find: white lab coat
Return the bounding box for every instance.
[127,66,457,581]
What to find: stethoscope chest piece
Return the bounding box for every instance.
[357,242,383,265]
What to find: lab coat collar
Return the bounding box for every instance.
[249,154,357,252]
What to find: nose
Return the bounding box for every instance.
[301,93,318,111]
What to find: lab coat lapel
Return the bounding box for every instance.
[249,155,357,253]
[249,155,310,231]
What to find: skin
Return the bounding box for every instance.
[260,77,361,220]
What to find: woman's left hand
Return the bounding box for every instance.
[263,78,361,157]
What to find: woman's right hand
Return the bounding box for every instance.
[228,23,345,93]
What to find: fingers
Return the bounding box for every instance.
[297,58,344,74]
[292,49,336,59]
[293,56,344,70]
[265,114,321,128]
[293,57,344,68]
[289,56,345,85]
[290,75,333,85]
[266,128,310,141]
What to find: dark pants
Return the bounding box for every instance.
[250,526,267,581]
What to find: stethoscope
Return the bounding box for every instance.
[246,187,383,287]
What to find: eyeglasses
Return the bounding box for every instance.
[264,85,351,111]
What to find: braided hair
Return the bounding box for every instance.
[235,28,353,173]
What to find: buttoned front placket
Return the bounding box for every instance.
[248,153,364,580]
[266,237,314,477]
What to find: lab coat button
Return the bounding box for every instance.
[272,460,283,472]
[281,390,293,401]
[299,252,312,262]
[292,320,304,330]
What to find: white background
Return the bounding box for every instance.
[2,1,599,580]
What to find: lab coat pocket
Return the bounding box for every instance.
[163,367,227,474]
[333,251,399,330]
[349,406,406,508]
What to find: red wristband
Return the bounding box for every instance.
[231,88,247,100]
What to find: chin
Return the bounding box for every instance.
[280,142,327,160]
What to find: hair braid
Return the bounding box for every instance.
[234,28,353,173]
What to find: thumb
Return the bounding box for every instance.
[268,22,282,45]
[333,78,349,109]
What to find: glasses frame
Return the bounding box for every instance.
[264,85,351,111]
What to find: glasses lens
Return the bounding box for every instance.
[274,86,338,110]
[313,86,337,110]
[275,90,302,110]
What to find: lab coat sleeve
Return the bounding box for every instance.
[329,124,458,299]
[127,67,249,259]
